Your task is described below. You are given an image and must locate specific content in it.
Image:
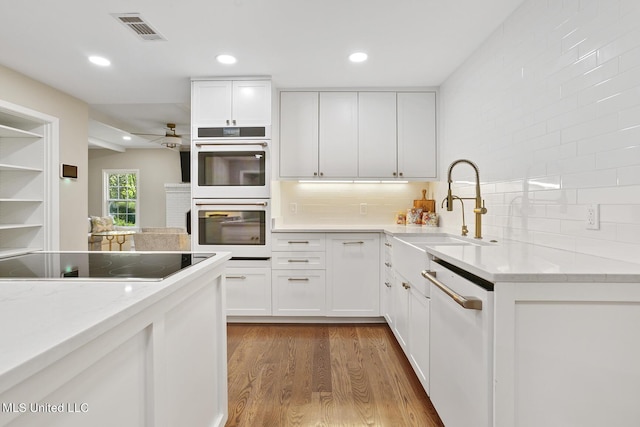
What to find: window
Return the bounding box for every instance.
[104,170,139,227]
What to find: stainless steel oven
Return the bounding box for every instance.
[192,140,271,199]
[191,199,271,258]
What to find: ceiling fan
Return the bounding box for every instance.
[133,123,186,149]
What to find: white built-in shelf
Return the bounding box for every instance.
[0,198,43,203]
[0,163,43,172]
[0,247,41,258]
[0,223,43,230]
[0,124,42,138]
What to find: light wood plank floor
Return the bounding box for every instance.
[226,323,444,427]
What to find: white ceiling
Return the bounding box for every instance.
[0,0,524,150]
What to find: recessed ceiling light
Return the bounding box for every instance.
[216,54,237,65]
[349,52,368,63]
[88,55,111,67]
[122,136,132,141]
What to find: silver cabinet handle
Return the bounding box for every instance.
[385,242,392,247]
[287,259,309,263]
[226,119,230,125]
[343,241,364,245]
[287,240,309,244]
[384,281,392,288]
[232,119,237,125]
[287,277,310,282]
[421,270,483,310]
[195,141,268,147]
[402,282,411,290]
[384,262,392,268]
[226,275,246,280]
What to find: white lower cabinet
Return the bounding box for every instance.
[272,269,326,315]
[409,285,430,394]
[269,232,380,318]
[381,234,394,325]
[225,265,272,316]
[392,273,411,350]
[326,233,380,316]
[272,233,326,316]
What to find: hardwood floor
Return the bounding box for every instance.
[226,323,444,427]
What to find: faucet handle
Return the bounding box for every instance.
[474,200,488,215]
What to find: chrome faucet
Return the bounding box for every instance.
[445,159,487,239]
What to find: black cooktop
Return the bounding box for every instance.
[0,252,216,281]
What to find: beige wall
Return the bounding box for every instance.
[0,64,88,250]
[276,181,435,225]
[88,148,183,228]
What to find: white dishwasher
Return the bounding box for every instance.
[422,258,494,427]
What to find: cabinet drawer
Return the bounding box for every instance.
[272,233,325,251]
[271,251,326,270]
[225,267,272,316]
[272,269,326,316]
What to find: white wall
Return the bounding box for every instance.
[88,149,182,228]
[0,64,88,250]
[438,0,640,263]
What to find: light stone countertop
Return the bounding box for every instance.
[0,251,231,394]
[273,224,640,283]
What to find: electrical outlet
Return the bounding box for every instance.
[586,204,599,230]
[360,203,367,215]
[289,202,297,215]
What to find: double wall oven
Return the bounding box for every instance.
[191,126,271,258]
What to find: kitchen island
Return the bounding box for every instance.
[0,251,231,427]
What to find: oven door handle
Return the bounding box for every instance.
[421,270,483,310]
[195,202,268,207]
[195,141,268,147]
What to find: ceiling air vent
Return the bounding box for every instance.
[111,13,166,41]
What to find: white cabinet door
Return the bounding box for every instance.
[409,287,430,394]
[325,233,380,316]
[279,92,319,178]
[392,272,410,350]
[192,80,271,128]
[397,92,437,179]
[318,92,358,178]
[225,267,272,316]
[232,80,272,126]
[271,232,326,251]
[192,80,233,127]
[272,269,326,316]
[358,92,397,178]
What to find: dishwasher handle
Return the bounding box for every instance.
[421,270,483,310]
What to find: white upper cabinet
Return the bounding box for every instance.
[318,92,358,178]
[279,91,319,178]
[358,92,397,178]
[191,79,271,128]
[279,90,437,180]
[397,92,437,179]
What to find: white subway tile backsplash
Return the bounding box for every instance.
[438,0,640,260]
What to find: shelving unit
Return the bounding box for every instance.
[0,101,58,257]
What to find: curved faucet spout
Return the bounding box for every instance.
[445,159,487,239]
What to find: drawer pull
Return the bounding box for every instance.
[385,262,392,268]
[385,242,392,247]
[384,281,392,288]
[402,282,411,290]
[226,275,247,280]
[288,240,310,244]
[421,270,483,310]
[287,277,310,282]
[343,241,364,245]
[287,259,309,263]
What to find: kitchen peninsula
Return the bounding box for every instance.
[267,225,640,427]
[0,251,231,427]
